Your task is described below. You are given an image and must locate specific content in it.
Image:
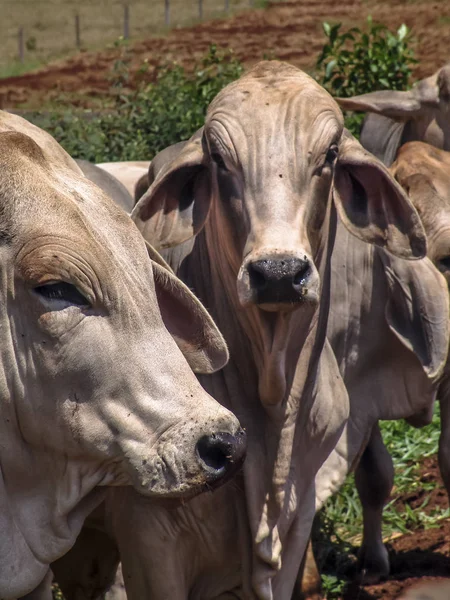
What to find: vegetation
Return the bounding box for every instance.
[315,16,417,135]
[318,408,445,598]
[30,44,243,162]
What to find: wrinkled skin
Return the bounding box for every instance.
[337,63,450,165]
[54,61,428,600]
[0,110,245,599]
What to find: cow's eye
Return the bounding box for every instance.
[325,144,339,165]
[211,152,228,172]
[34,282,90,307]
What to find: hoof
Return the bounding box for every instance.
[355,545,390,585]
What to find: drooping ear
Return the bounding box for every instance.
[381,251,449,380]
[336,90,423,119]
[131,128,211,250]
[333,130,427,259]
[151,258,228,374]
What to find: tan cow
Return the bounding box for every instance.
[0,110,246,599]
[336,63,450,165]
[98,61,426,600]
[352,141,450,586]
[97,161,151,200]
[48,61,433,600]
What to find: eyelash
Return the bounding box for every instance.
[34,282,90,307]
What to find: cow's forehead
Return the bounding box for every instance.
[205,62,343,153]
[0,131,149,287]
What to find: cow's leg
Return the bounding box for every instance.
[292,538,323,600]
[438,380,450,503]
[354,422,393,583]
[19,570,53,600]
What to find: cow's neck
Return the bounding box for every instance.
[168,198,339,596]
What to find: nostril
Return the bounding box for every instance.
[293,261,311,286]
[196,434,231,473]
[248,263,269,291]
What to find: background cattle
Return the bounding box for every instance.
[336,63,450,165]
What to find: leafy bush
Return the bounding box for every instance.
[29,45,243,163]
[315,17,417,135]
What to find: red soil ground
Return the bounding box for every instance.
[339,458,450,600]
[0,0,449,108]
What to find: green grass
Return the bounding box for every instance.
[0,58,45,79]
[319,405,447,598]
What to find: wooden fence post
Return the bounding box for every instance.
[198,0,203,20]
[18,27,24,62]
[123,5,130,39]
[165,0,170,26]
[75,14,81,49]
[225,0,230,11]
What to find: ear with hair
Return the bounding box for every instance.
[131,129,211,250]
[336,90,422,119]
[151,258,228,374]
[333,130,427,259]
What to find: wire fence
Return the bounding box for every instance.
[1,0,260,67]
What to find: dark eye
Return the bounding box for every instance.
[211,152,228,172]
[34,282,89,307]
[438,256,450,272]
[325,144,339,165]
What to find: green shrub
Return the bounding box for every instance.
[29,45,243,163]
[315,17,417,135]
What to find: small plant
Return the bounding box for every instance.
[315,17,417,135]
[28,45,243,163]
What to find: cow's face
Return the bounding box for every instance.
[133,62,426,314]
[203,68,344,311]
[1,131,245,501]
[392,141,450,287]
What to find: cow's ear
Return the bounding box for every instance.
[151,258,228,374]
[333,130,427,259]
[336,90,423,119]
[132,129,210,250]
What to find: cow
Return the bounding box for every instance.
[0,109,246,599]
[91,61,427,600]
[76,159,134,213]
[336,63,450,166]
[351,141,450,587]
[297,142,450,599]
[97,161,151,200]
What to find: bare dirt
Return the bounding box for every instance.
[338,458,450,600]
[0,0,449,109]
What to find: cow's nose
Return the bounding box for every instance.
[196,429,246,486]
[248,257,311,303]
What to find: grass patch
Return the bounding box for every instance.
[0,58,45,79]
[318,405,447,597]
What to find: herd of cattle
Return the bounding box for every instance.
[1,59,450,600]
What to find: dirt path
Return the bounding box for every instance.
[0,0,449,108]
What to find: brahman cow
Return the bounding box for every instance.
[336,63,450,165]
[349,142,450,587]
[298,142,450,598]
[0,110,246,599]
[115,61,426,600]
[76,159,134,213]
[49,61,430,600]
